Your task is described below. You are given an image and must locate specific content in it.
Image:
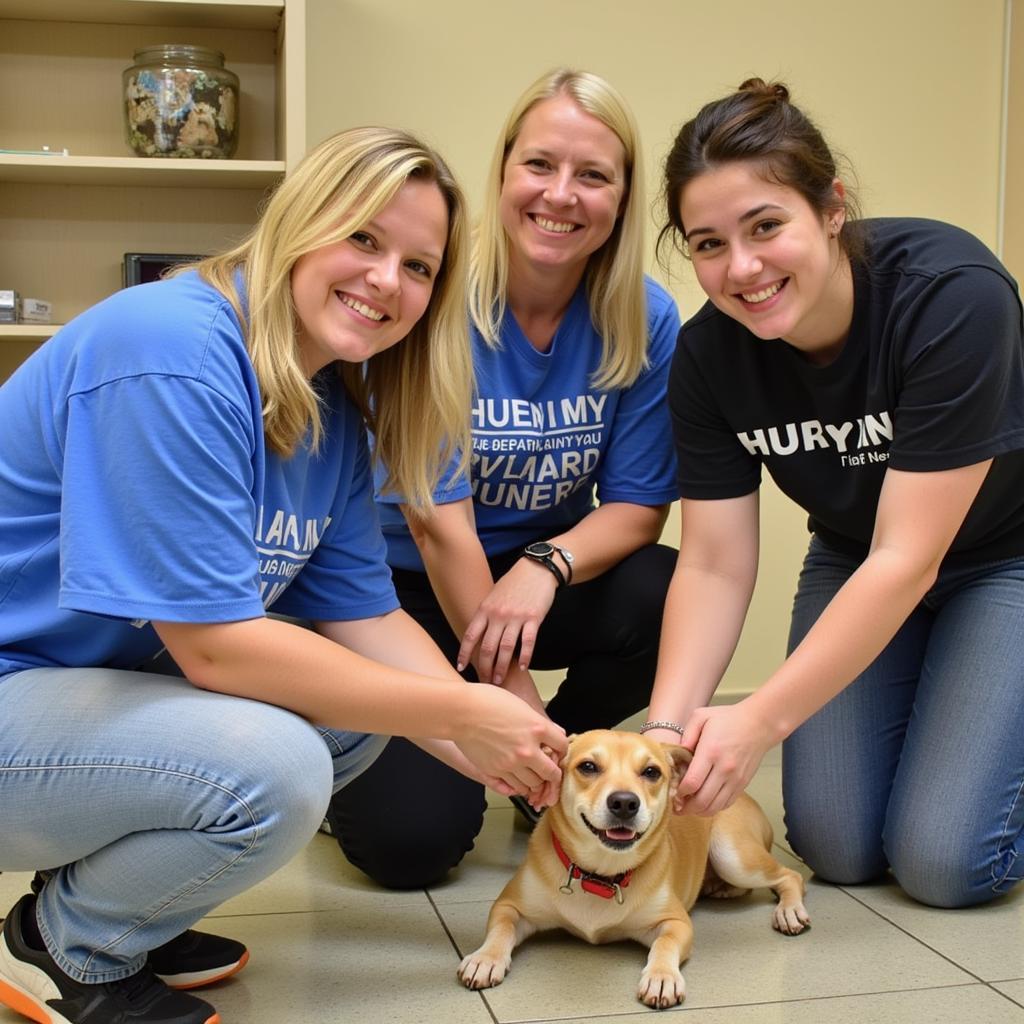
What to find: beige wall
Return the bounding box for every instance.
[1006,0,1024,283]
[307,0,1009,696]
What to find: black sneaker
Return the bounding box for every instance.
[148,930,248,991]
[0,894,220,1024]
[31,874,247,991]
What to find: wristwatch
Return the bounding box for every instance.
[522,541,574,587]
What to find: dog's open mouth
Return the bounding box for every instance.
[581,813,643,849]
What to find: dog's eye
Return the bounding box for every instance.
[641,766,663,781]
[576,760,600,775]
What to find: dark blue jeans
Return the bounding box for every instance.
[782,536,1024,908]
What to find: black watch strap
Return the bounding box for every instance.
[530,556,565,588]
[522,544,567,587]
[550,544,574,586]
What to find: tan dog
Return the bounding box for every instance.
[458,729,810,1009]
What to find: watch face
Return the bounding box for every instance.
[525,542,554,557]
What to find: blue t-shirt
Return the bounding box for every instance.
[0,271,397,679]
[379,276,680,569]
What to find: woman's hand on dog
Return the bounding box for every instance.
[453,684,567,795]
[418,739,521,797]
[523,743,563,809]
[495,668,561,806]
[673,701,776,816]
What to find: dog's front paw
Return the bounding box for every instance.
[772,900,811,936]
[637,966,686,1008]
[458,949,510,990]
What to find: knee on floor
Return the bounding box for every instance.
[787,822,888,887]
[886,837,1019,909]
[339,829,476,890]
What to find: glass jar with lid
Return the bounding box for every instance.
[123,44,239,158]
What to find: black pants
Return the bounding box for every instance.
[326,541,677,888]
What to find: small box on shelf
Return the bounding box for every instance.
[0,290,19,323]
[20,298,52,323]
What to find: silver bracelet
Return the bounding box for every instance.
[639,720,685,737]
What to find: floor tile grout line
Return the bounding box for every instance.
[772,839,799,859]
[205,902,430,921]
[425,883,675,1024]
[994,986,1024,1011]
[426,888,465,958]
[474,1008,678,1023]
[836,885,993,985]
[426,888,501,1024]
[449,982,1010,1024]
[774,842,1021,1003]
[423,873,1008,1024]
[665,982,1012,1019]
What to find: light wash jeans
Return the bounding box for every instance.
[782,536,1024,908]
[0,662,387,982]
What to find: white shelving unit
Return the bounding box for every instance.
[0,0,306,378]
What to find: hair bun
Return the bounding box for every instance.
[738,77,790,102]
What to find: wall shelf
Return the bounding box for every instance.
[0,324,60,342]
[0,154,286,189]
[0,1,284,30]
[0,0,306,382]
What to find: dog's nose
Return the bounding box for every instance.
[606,790,640,821]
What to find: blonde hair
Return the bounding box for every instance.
[193,126,472,511]
[469,68,648,390]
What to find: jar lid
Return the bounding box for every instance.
[131,44,226,67]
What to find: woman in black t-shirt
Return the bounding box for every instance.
[644,78,1024,908]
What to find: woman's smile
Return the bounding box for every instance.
[681,160,853,360]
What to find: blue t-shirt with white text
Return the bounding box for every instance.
[0,271,397,679]
[379,276,680,568]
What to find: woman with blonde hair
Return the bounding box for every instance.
[327,70,680,889]
[0,126,565,1024]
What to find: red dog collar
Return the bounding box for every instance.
[551,831,634,903]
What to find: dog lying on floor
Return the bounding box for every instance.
[457,729,810,1009]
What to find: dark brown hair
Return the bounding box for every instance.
[657,78,864,264]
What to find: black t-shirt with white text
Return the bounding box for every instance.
[670,218,1024,566]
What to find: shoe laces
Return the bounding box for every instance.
[103,965,167,1009]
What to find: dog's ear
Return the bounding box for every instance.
[559,734,578,770]
[662,744,692,785]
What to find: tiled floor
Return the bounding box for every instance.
[2,744,1022,1024]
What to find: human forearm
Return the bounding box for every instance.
[321,601,534,787]
[420,545,548,708]
[157,608,568,798]
[644,494,759,740]
[499,665,547,714]
[408,736,506,789]
[645,560,754,737]
[156,613,475,740]
[547,502,669,585]
[746,462,992,742]
[421,540,494,642]
[673,463,993,816]
[404,498,493,639]
[672,545,945,815]
[744,547,940,743]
